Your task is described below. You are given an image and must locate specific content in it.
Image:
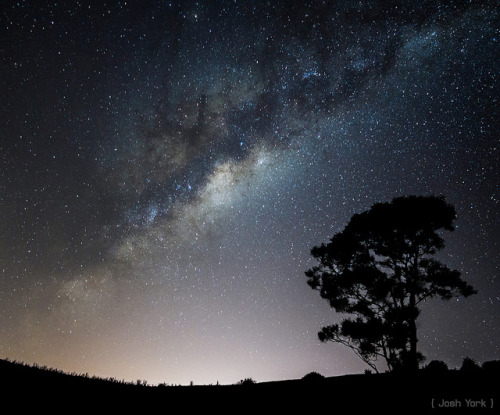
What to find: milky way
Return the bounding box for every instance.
[1,1,499,385]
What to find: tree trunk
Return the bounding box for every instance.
[407,249,420,372]
[408,292,419,372]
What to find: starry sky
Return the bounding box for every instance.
[1,0,499,386]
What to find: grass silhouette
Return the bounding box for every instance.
[1,358,498,412]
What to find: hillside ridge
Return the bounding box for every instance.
[1,358,498,412]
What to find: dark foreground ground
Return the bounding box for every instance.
[1,359,498,412]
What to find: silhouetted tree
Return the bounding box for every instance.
[306,195,476,373]
[237,377,256,386]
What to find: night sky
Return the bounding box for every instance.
[1,0,498,386]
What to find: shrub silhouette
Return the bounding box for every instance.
[237,377,256,386]
[301,371,325,383]
[482,360,500,374]
[460,357,482,373]
[424,360,449,374]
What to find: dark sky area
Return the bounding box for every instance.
[0,0,498,385]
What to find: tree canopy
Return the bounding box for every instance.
[306,195,476,372]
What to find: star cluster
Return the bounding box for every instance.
[1,1,498,385]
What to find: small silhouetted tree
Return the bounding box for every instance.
[306,195,476,373]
